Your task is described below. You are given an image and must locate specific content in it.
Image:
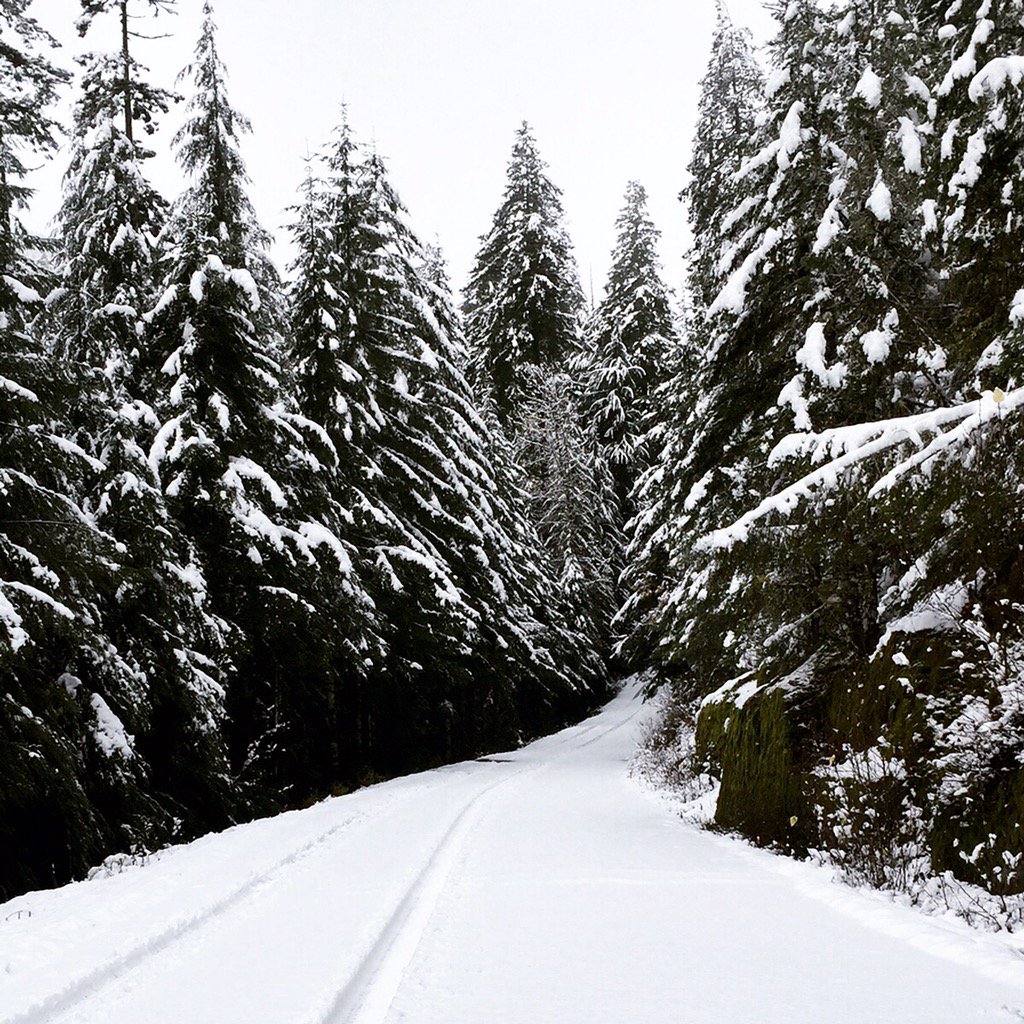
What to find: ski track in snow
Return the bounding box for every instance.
[3,680,1024,1024]
[310,771,525,1024]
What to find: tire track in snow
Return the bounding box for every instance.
[3,812,367,1024]
[305,702,646,1024]
[575,706,643,749]
[308,770,525,1024]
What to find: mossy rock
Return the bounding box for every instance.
[696,682,807,851]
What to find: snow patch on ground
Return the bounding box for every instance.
[2,681,1023,1024]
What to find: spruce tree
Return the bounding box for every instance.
[626,0,1024,890]
[464,122,584,422]
[925,0,1024,386]
[288,119,600,770]
[148,2,369,800]
[583,181,675,520]
[684,1,765,311]
[464,122,618,671]
[514,366,621,663]
[0,0,147,897]
[52,0,238,835]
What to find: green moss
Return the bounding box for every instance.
[697,683,806,850]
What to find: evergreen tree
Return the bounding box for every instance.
[684,1,765,312]
[628,0,1024,899]
[148,2,369,800]
[464,122,584,422]
[925,0,1024,386]
[52,0,238,836]
[514,366,621,661]
[464,122,618,669]
[0,0,147,898]
[583,181,675,520]
[288,119,600,771]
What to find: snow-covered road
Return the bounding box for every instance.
[3,680,1024,1023]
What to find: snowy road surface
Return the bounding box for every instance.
[3,680,1024,1023]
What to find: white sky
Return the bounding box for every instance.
[28,0,777,300]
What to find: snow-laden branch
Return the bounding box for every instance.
[968,56,1024,102]
[702,388,1021,550]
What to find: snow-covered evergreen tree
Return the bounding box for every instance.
[463,123,620,667]
[514,366,621,661]
[0,0,153,898]
[288,118,601,770]
[464,122,584,422]
[50,0,239,838]
[925,0,1024,387]
[148,2,370,798]
[582,181,674,519]
[626,0,1024,899]
[684,1,765,312]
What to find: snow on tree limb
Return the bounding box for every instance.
[703,388,1021,550]
[968,56,1024,102]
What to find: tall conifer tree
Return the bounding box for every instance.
[148,2,369,798]
[583,181,675,520]
[464,122,584,422]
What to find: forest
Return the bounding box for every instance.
[1,0,1021,929]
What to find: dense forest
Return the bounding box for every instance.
[2,0,1022,924]
[628,0,1023,922]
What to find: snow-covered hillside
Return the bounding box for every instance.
[2,681,1022,1024]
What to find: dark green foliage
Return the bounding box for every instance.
[583,181,675,521]
[626,0,1024,917]
[464,122,584,423]
[465,123,620,673]
[286,118,603,780]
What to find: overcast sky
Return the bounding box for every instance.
[30,0,777,299]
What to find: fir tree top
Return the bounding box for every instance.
[464,122,583,422]
[0,0,70,302]
[173,1,266,263]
